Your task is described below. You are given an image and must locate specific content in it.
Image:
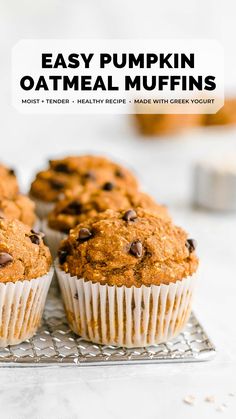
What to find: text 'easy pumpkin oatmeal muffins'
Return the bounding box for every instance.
[55,208,198,348]
[43,186,170,257]
[30,155,139,218]
[0,218,53,347]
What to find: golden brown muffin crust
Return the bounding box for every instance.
[30,155,138,202]
[203,98,236,126]
[0,195,36,227]
[0,218,51,283]
[48,187,170,233]
[0,164,19,199]
[58,208,198,287]
[135,113,203,136]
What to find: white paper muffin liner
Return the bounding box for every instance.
[0,268,54,347]
[42,219,67,259]
[30,197,55,219]
[55,261,196,348]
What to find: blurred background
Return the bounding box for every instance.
[1,0,236,351]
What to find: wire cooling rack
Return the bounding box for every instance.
[0,283,216,367]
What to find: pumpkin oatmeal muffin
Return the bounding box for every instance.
[56,208,198,347]
[0,194,36,227]
[135,113,203,136]
[0,218,53,347]
[43,186,170,257]
[0,163,19,199]
[30,155,139,218]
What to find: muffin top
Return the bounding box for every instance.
[48,187,170,233]
[0,218,51,283]
[58,208,198,287]
[30,155,138,202]
[0,164,19,199]
[0,195,36,227]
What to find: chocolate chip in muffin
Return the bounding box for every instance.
[49,179,65,190]
[83,171,96,181]
[74,292,78,300]
[115,169,124,178]
[78,228,92,242]
[62,201,82,215]
[129,240,143,258]
[186,238,197,253]
[8,168,16,176]
[29,234,40,245]
[102,182,114,191]
[0,252,13,267]
[31,229,45,239]
[53,163,73,174]
[123,209,137,222]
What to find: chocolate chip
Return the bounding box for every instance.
[53,163,72,174]
[186,238,197,253]
[78,228,92,242]
[62,228,70,234]
[115,169,124,178]
[49,179,65,190]
[102,182,114,191]
[8,168,16,176]
[83,171,96,181]
[0,252,13,267]
[30,234,40,245]
[123,209,137,222]
[130,240,143,258]
[58,249,68,264]
[31,229,45,239]
[62,201,82,215]
[74,292,78,300]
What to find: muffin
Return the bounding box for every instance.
[55,208,198,347]
[134,113,203,136]
[30,155,139,218]
[203,98,236,126]
[43,186,170,257]
[0,218,53,347]
[0,194,36,227]
[0,163,19,199]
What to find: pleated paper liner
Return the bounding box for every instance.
[55,260,196,348]
[0,268,54,347]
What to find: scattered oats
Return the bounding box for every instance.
[205,395,215,403]
[183,395,196,405]
[216,405,226,412]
